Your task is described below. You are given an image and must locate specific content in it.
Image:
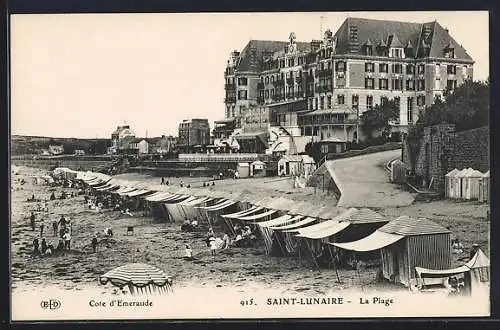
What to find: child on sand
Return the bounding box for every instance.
[91,235,98,253]
[209,237,217,257]
[184,244,193,261]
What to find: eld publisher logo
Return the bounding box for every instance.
[40,299,61,310]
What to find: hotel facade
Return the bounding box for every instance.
[222,17,474,154]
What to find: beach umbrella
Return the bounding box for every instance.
[99,263,173,296]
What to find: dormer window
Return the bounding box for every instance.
[444,41,455,58]
[390,48,404,58]
[388,34,405,58]
[363,38,374,56]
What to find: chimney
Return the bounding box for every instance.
[249,46,258,67]
[444,27,449,34]
[310,40,321,52]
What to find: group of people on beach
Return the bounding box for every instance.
[30,210,73,257]
[180,215,257,261]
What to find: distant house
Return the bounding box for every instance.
[74,149,85,156]
[48,145,64,155]
[41,149,50,156]
[149,135,177,154]
[137,139,149,154]
[278,154,316,177]
[110,125,136,151]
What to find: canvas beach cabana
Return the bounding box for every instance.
[99,263,173,296]
[331,216,451,288]
[478,170,490,203]
[445,168,460,199]
[415,248,489,298]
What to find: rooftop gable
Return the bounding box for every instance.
[428,21,473,61]
[236,39,310,72]
[379,215,450,236]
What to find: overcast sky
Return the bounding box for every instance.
[10,11,489,139]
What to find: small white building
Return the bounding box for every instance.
[74,149,85,156]
[48,145,64,155]
[137,139,149,154]
[278,155,316,177]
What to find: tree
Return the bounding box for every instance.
[417,79,489,131]
[304,142,323,163]
[360,99,399,140]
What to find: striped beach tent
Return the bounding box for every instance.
[99,263,173,296]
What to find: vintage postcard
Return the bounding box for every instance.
[9,11,490,320]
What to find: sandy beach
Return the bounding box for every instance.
[10,165,489,296]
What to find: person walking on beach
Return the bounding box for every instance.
[161,177,165,185]
[52,220,58,236]
[39,221,45,237]
[63,230,71,250]
[91,235,98,253]
[29,212,36,231]
[209,237,217,257]
[33,238,39,254]
[41,238,48,254]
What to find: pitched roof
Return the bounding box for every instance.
[333,17,473,61]
[379,215,450,236]
[236,39,310,72]
[428,21,473,61]
[334,17,421,55]
[389,33,404,48]
[346,208,389,224]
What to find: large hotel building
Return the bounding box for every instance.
[217,17,474,155]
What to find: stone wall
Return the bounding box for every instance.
[453,126,490,172]
[402,124,489,193]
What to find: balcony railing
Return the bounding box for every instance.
[314,85,333,93]
[272,79,285,87]
[295,77,303,84]
[295,91,304,98]
[298,118,359,126]
[318,69,333,77]
[286,78,295,85]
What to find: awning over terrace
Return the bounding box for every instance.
[144,192,166,201]
[272,217,316,230]
[297,221,350,239]
[236,209,278,221]
[161,194,187,203]
[329,230,404,252]
[256,214,293,227]
[290,219,339,235]
[184,197,213,206]
[127,189,152,197]
[415,266,470,278]
[197,199,236,211]
[222,206,263,218]
[118,188,138,196]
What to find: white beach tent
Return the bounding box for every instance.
[445,169,460,199]
[455,168,471,199]
[463,168,483,200]
[415,249,490,298]
[479,171,490,203]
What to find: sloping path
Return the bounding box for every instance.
[324,149,415,208]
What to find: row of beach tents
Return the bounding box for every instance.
[445,168,489,202]
[53,168,489,293]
